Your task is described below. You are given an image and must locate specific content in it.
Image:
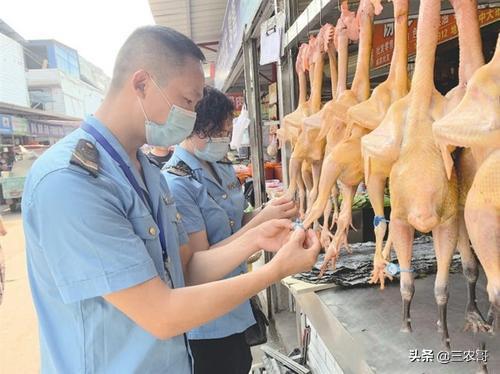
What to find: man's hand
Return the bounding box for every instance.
[252,219,293,252]
[269,228,321,279]
[256,196,298,224]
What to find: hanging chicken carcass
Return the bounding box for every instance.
[300,23,336,216]
[287,33,327,217]
[351,0,411,290]
[388,0,459,348]
[435,0,489,333]
[342,0,410,290]
[433,35,500,333]
[281,41,314,216]
[315,1,359,248]
[360,1,440,289]
[303,0,376,272]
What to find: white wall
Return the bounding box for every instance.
[27,68,104,118]
[0,33,30,106]
[60,72,103,118]
[45,87,68,115]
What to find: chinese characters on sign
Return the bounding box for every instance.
[409,349,489,364]
[371,8,500,69]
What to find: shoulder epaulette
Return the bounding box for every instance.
[166,160,195,178]
[70,139,99,178]
[145,153,160,168]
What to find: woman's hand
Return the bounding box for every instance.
[269,228,321,279]
[255,196,298,224]
[251,219,293,252]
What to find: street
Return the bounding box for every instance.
[0,211,39,373]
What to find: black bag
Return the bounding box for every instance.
[244,296,269,346]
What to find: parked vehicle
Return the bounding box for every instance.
[0,145,48,212]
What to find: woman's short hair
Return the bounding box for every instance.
[192,86,234,138]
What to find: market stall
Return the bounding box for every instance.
[214,0,500,372]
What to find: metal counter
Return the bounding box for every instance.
[291,272,499,373]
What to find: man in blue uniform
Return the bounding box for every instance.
[22,25,320,373]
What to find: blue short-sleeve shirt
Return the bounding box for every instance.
[22,116,192,373]
[163,146,255,340]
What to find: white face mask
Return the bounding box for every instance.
[138,77,197,147]
[194,137,230,162]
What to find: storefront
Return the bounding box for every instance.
[0,114,16,168]
[28,120,66,145]
[213,0,500,372]
[0,111,78,169]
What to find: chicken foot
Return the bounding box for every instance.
[320,184,357,272]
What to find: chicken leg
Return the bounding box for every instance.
[321,184,357,272]
[390,218,415,333]
[465,151,500,333]
[458,207,490,333]
[433,216,459,349]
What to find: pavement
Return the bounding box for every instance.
[0,210,39,374]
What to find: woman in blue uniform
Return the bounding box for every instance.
[163,86,296,374]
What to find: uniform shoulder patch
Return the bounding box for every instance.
[145,153,160,168]
[70,139,99,178]
[166,160,194,178]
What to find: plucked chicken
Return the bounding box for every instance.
[388,0,458,348]
[303,0,375,272]
[433,35,500,333]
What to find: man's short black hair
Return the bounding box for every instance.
[110,25,205,92]
[191,86,235,139]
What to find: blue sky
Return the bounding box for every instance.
[1,0,155,76]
